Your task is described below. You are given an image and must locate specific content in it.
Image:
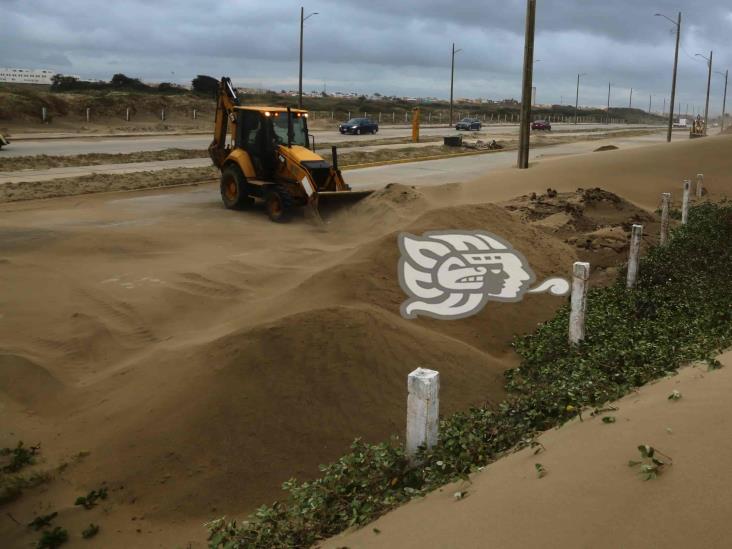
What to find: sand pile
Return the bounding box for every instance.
[502,187,660,279]
[2,134,731,548]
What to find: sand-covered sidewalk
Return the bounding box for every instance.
[323,350,732,549]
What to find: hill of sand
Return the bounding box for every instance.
[1,134,730,548]
[323,351,732,549]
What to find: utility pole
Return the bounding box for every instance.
[449,43,462,126]
[663,97,666,116]
[517,0,536,169]
[298,7,318,109]
[607,82,611,124]
[697,51,713,136]
[574,73,586,125]
[718,69,729,131]
[649,94,652,113]
[629,88,633,108]
[655,12,681,142]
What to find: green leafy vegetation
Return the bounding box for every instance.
[1,441,40,473]
[74,487,108,509]
[208,202,732,548]
[36,526,68,548]
[28,513,58,531]
[628,445,672,480]
[82,523,100,539]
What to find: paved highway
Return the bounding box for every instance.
[1,123,665,158]
[1,130,673,186]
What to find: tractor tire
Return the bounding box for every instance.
[220,165,253,210]
[265,185,294,223]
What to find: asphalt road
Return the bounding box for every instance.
[0,130,673,186]
[1,123,665,157]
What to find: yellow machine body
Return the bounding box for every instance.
[208,78,370,221]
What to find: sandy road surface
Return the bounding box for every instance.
[1,134,729,549]
[1,123,664,157]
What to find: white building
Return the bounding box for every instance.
[0,68,69,84]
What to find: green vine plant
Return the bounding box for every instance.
[628,445,672,480]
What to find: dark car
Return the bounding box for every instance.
[455,117,482,131]
[531,120,552,131]
[339,118,379,135]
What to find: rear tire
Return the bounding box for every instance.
[356,128,361,135]
[220,165,253,210]
[265,185,294,223]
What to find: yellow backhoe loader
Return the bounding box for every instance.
[208,77,371,222]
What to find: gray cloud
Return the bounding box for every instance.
[0,0,729,113]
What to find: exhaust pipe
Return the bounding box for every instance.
[332,145,339,171]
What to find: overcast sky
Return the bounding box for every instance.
[1,0,730,114]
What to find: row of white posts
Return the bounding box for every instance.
[41,107,201,122]
[39,107,627,126]
[568,173,705,344]
[405,174,707,463]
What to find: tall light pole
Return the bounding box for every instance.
[517,0,536,169]
[654,12,681,142]
[298,7,318,109]
[574,73,586,125]
[607,81,612,124]
[649,94,652,113]
[716,69,729,131]
[696,51,714,136]
[449,43,463,126]
[629,88,633,109]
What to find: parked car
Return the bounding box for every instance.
[531,120,552,131]
[455,117,482,131]
[339,118,379,135]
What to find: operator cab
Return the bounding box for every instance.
[236,108,310,178]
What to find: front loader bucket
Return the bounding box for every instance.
[316,190,374,217]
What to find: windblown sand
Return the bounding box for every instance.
[1,134,730,548]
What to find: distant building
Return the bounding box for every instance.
[0,68,60,84]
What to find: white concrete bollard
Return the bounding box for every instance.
[192,108,197,120]
[660,192,671,245]
[85,107,90,123]
[569,262,590,344]
[626,224,643,289]
[696,173,704,198]
[406,368,440,464]
[378,112,382,122]
[161,108,165,121]
[405,111,408,123]
[42,107,47,123]
[681,180,691,225]
[330,111,334,120]
[348,111,351,120]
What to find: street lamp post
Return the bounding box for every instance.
[298,7,318,109]
[696,51,714,136]
[574,73,586,125]
[655,12,681,142]
[449,43,463,126]
[607,81,612,124]
[716,69,729,131]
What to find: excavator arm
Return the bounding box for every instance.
[208,77,240,168]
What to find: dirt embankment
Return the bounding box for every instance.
[1,134,730,548]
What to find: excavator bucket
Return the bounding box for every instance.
[316,190,374,218]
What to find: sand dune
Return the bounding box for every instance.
[1,134,730,548]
